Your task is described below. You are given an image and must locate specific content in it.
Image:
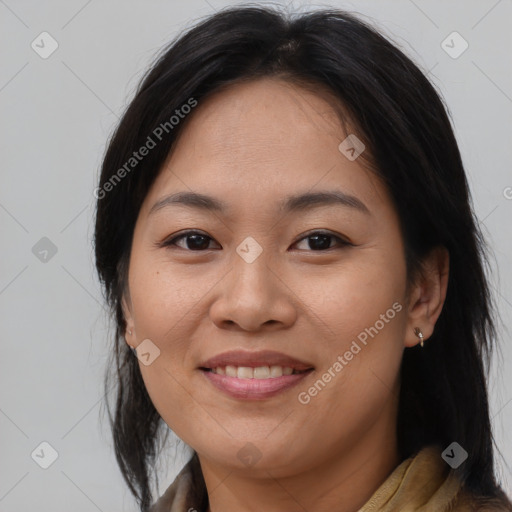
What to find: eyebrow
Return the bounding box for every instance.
[148,190,370,216]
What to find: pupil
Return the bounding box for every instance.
[309,234,331,250]
[183,234,332,251]
[188,234,209,250]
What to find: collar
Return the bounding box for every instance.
[149,445,477,512]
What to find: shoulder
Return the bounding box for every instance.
[450,487,512,512]
[148,453,208,512]
[148,461,195,512]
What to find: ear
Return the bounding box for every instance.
[121,294,136,349]
[404,246,449,348]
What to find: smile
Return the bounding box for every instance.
[200,367,314,400]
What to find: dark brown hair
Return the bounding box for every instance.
[94,6,511,511]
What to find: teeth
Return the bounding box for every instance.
[211,365,300,379]
[254,366,269,379]
[270,365,284,377]
[237,366,253,379]
[225,365,237,377]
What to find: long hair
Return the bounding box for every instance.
[94,6,511,510]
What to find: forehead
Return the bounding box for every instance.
[174,78,350,162]
[141,77,387,216]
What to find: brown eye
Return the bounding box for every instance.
[163,231,221,251]
[293,231,351,251]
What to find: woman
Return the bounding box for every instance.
[94,6,512,512]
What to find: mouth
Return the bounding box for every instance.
[200,366,312,378]
[198,350,315,400]
[199,349,314,373]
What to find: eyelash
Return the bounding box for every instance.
[160,229,352,252]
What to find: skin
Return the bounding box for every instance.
[122,78,449,512]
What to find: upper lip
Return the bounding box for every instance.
[199,350,314,371]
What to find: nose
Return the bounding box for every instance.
[209,252,297,332]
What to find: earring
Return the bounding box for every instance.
[413,327,424,348]
[126,329,136,354]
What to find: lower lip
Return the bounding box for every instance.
[200,369,313,400]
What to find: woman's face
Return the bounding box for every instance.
[124,78,417,475]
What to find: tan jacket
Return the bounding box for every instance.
[149,445,512,512]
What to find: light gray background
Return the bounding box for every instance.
[1,0,511,510]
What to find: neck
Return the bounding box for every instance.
[200,407,400,512]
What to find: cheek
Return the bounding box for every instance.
[303,249,407,401]
[310,251,406,337]
[138,361,207,451]
[129,259,207,337]
[295,268,405,448]
[127,256,217,410]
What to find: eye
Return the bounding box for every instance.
[160,229,351,252]
[162,230,221,251]
[292,230,351,251]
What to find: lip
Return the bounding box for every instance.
[201,368,314,400]
[199,349,314,371]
